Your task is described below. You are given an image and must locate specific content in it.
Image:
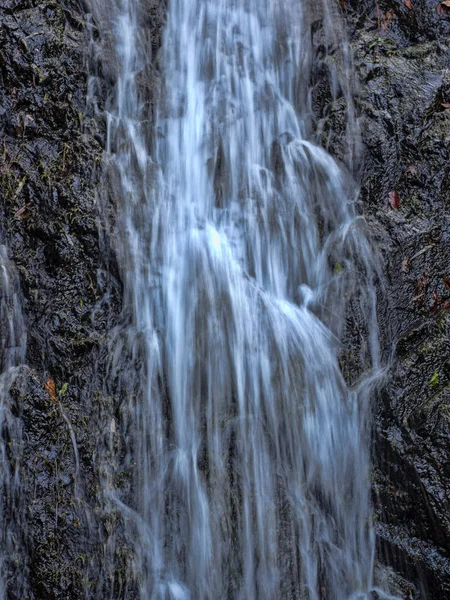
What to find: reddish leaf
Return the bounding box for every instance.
[389,191,401,209]
[431,292,450,314]
[414,271,429,307]
[442,299,450,311]
[441,103,450,109]
[376,4,396,29]
[382,9,396,30]
[403,0,413,8]
[443,275,450,289]
[431,290,441,313]
[44,378,58,402]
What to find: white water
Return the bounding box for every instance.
[93,0,387,597]
[0,245,27,597]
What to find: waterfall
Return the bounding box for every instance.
[0,245,27,597]
[91,0,391,598]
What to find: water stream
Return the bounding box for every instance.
[93,0,387,598]
[0,245,27,598]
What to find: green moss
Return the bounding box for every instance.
[429,370,440,388]
[423,383,450,413]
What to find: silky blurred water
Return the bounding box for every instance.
[0,245,27,598]
[92,0,388,598]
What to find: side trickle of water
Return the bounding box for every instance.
[0,245,27,598]
[91,0,389,598]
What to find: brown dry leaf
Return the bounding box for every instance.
[443,275,450,289]
[389,191,401,209]
[403,0,413,8]
[401,257,411,273]
[44,378,58,402]
[376,4,396,30]
[382,9,396,29]
[438,0,450,15]
[431,291,442,313]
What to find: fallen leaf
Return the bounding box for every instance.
[431,290,441,312]
[442,299,450,311]
[376,4,397,29]
[44,378,58,402]
[403,0,413,8]
[441,103,450,109]
[438,0,450,15]
[405,165,418,175]
[389,191,400,209]
[401,257,411,273]
[381,9,396,30]
[443,275,450,289]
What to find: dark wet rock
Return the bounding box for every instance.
[0,0,166,595]
[0,0,121,597]
[317,2,450,598]
[375,564,421,599]
[1,0,449,597]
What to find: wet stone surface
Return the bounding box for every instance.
[0,0,118,597]
[0,0,450,598]
[320,2,450,598]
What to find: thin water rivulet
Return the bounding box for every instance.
[91,0,392,598]
[0,245,27,598]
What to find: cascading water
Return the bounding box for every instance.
[0,245,27,598]
[92,0,393,598]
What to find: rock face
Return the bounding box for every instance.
[0,0,449,598]
[339,1,450,598]
[0,0,113,597]
[0,0,166,596]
